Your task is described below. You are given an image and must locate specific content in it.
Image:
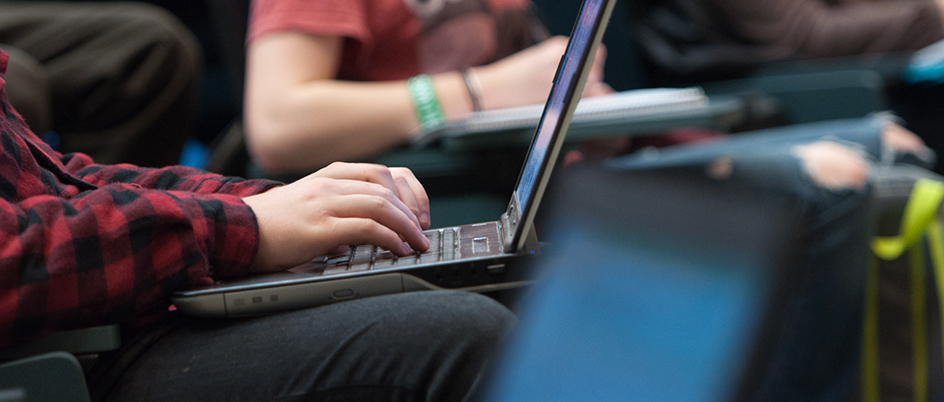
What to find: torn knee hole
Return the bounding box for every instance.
[793,141,870,191]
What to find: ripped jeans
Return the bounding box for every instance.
[604,117,892,401]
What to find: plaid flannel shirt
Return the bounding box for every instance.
[0,50,281,348]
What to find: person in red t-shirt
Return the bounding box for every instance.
[244,0,611,173]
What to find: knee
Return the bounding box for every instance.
[424,291,517,342]
[792,141,871,191]
[376,291,516,355]
[389,291,516,346]
[0,46,51,133]
[109,3,204,80]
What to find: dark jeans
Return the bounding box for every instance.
[0,2,202,167]
[608,117,885,401]
[88,290,516,402]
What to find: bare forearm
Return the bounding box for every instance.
[245,73,473,173]
[244,35,598,174]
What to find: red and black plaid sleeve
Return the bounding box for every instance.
[60,151,281,198]
[0,50,282,348]
[0,187,260,348]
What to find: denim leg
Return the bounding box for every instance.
[729,151,870,402]
[610,136,873,401]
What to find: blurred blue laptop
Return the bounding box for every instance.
[481,165,805,401]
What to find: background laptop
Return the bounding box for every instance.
[172,0,619,317]
[480,163,806,401]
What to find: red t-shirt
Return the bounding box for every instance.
[248,0,538,81]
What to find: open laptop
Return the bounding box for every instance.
[479,163,806,402]
[172,0,618,317]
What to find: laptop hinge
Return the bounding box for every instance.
[501,197,520,253]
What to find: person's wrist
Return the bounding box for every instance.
[242,194,275,274]
[461,67,484,112]
[471,64,497,110]
[470,63,519,110]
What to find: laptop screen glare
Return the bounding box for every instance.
[513,0,602,216]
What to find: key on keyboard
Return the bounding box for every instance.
[417,229,442,264]
[325,227,462,274]
[349,244,375,271]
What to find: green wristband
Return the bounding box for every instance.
[407,74,445,132]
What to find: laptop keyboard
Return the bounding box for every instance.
[319,228,461,276]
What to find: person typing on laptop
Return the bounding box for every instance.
[0,49,515,401]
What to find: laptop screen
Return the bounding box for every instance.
[484,165,804,401]
[508,0,614,250]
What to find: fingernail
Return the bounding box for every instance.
[422,234,430,248]
[421,212,430,228]
[400,241,412,255]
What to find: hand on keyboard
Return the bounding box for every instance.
[243,162,431,273]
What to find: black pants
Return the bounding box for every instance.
[0,2,202,167]
[88,290,516,402]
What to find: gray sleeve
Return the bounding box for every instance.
[704,0,944,57]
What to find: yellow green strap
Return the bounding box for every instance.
[929,219,944,394]
[873,179,944,260]
[865,178,944,402]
